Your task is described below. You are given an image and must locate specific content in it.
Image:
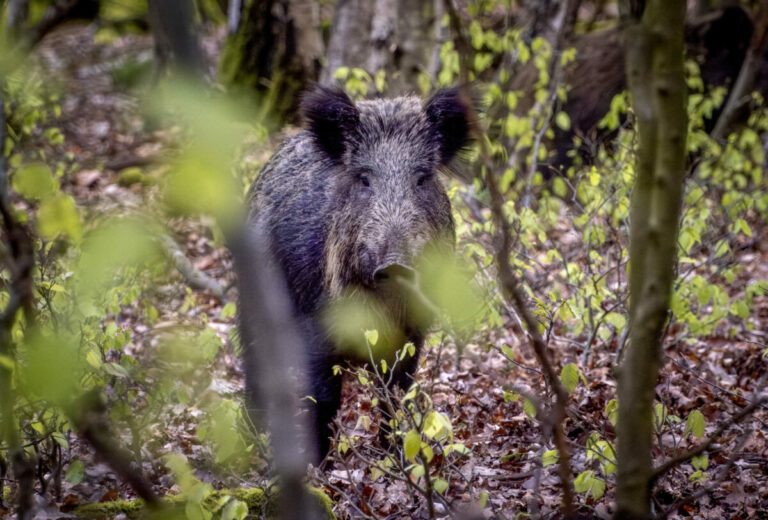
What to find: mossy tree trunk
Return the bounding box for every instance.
[615,1,688,519]
[219,0,322,129]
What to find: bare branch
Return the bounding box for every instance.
[650,395,767,483]
[159,234,227,300]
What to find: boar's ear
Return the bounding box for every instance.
[424,87,471,165]
[301,86,360,162]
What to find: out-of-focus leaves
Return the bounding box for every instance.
[38,194,82,241]
[542,449,559,467]
[416,247,484,330]
[684,410,706,439]
[12,162,57,200]
[65,460,85,485]
[75,218,163,311]
[21,332,80,406]
[147,80,250,232]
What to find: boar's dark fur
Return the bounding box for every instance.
[246,86,470,461]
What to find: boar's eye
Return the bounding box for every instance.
[416,172,433,187]
[358,174,371,188]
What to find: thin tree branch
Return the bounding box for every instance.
[659,426,753,519]
[159,234,227,299]
[650,395,767,483]
[68,392,162,508]
[442,1,576,517]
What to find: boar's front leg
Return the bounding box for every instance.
[307,352,343,464]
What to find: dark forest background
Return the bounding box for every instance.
[0,1,766,519]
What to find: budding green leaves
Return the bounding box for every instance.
[574,470,606,500]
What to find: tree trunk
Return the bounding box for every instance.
[147,0,205,76]
[388,0,431,95]
[614,1,688,519]
[427,0,447,82]
[320,0,373,85]
[219,0,322,128]
[321,0,432,95]
[710,2,768,141]
[6,0,30,38]
[367,0,398,77]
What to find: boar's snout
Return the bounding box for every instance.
[373,262,416,286]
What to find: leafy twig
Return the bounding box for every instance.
[442,1,576,516]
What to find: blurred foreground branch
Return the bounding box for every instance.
[0,90,36,520]
[228,224,325,520]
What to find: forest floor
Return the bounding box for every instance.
[16,24,768,520]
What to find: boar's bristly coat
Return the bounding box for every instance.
[247,86,470,461]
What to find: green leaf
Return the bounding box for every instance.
[692,454,709,471]
[221,499,248,520]
[333,66,350,80]
[103,362,130,378]
[555,111,570,131]
[364,329,379,346]
[445,443,470,456]
[654,403,669,431]
[573,470,606,499]
[65,460,85,485]
[684,410,706,439]
[220,302,237,319]
[552,177,567,198]
[38,194,82,241]
[51,431,69,449]
[0,354,15,371]
[542,449,559,467]
[433,478,449,494]
[404,429,421,461]
[559,363,581,393]
[355,414,372,431]
[423,411,452,440]
[605,312,627,330]
[605,399,618,426]
[736,218,753,237]
[12,162,57,200]
[522,397,537,418]
[689,469,707,483]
